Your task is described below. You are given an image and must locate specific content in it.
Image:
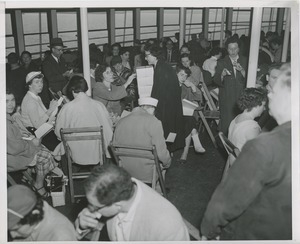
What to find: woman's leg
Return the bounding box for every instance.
[191,128,206,153]
[179,134,192,160]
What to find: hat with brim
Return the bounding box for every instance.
[8,185,37,229]
[138,97,158,107]
[26,71,44,83]
[48,37,67,48]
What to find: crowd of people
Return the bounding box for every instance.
[6,29,292,241]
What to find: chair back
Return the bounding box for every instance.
[199,71,218,111]
[218,132,240,158]
[109,143,167,197]
[60,126,106,203]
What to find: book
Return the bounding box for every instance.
[182,99,199,116]
[34,123,53,139]
[136,66,154,98]
[166,132,177,143]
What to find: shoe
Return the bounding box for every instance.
[176,158,187,164]
[195,147,206,154]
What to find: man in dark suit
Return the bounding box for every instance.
[41,38,73,106]
[162,38,179,64]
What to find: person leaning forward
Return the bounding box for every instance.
[75,163,189,241]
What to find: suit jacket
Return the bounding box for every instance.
[42,54,68,93]
[214,55,248,134]
[113,107,171,183]
[162,48,179,63]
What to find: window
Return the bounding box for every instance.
[185,8,203,42]
[261,8,277,33]
[5,12,15,56]
[208,8,224,41]
[22,12,49,58]
[163,8,180,39]
[87,10,108,49]
[232,8,252,36]
[140,9,157,41]
[115,10,134,46]
[57,11,78,50]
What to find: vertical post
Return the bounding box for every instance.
[15,10,25,55]
[80,8,91,96]
[179,8,186,49]
[281,8,291,62]
[158,8,164,40]
[276,8,285,34]
[203,8,209,39]
[247,7,263,88]
[134,8,141,40]
[220,8,225,48]
[226,8,233,32]
[108,9,115,44]
[50,10,58,38]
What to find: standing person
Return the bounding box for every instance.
[144,44,185,152]
[75,163,189,241]
[214,36,248,135]
[42,38,73,106]
[20,51,40,74]
[8,185,77,241]
[200,64,291,240]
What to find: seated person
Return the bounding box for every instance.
[8,185,77,241]
[202,47,222,77]
[176,66,205,164]
[120,47,131,70]
[112,97,171,187]
[105,42,121,66]
[21,71,60,151]
[7,90,62,196]
[55,75,113,166]
[93,64,136,116]
[180,53,202,87]
[225,87,267,178]
[75,164,189,241]
[111,55,137,110]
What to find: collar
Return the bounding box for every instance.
[229,55,239,63]
[117,178,142,223]
[211,56,218,60]
[28,91,41,100]
[51,54,59,63]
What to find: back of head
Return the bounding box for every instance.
[95,64,109,83]
[144,43,163,60]
[7,52,19,65]
[237,87,268,112]
[84,164,134,206]
[65,75,88,100]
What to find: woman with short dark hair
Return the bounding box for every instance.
[55,75,113,165]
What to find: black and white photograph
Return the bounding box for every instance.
[2,0,300,243]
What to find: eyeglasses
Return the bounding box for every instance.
[54,47,64,52]
[88,202,107,213]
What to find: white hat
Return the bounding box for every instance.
[138,97,158,107]
[26,71,44,83]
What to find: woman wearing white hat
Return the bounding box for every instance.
[21,71,60,151]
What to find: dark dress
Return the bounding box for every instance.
[214,55,247,135]
[151,60,185,152]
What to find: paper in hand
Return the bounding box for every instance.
[166,132,177,143]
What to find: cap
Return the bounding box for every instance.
[111,56,122,66]
[138,97,158,107]
[26,71,44,83]
[7,185,37,229]
[7,53,19,64]
[48,37,67,48]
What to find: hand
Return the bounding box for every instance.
[63,69,73,78]
[31,138,41,147]
[48,100,58,112]
[235,62,244,72]
[129,73,137,80]
[48,115,56,124]
[78,208,102,230]
[221,68,231,77]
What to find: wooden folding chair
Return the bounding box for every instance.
[109,143,168,198]
[218,132,240,181]
[60,126,106,203]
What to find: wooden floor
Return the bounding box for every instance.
[54,123,227,240]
